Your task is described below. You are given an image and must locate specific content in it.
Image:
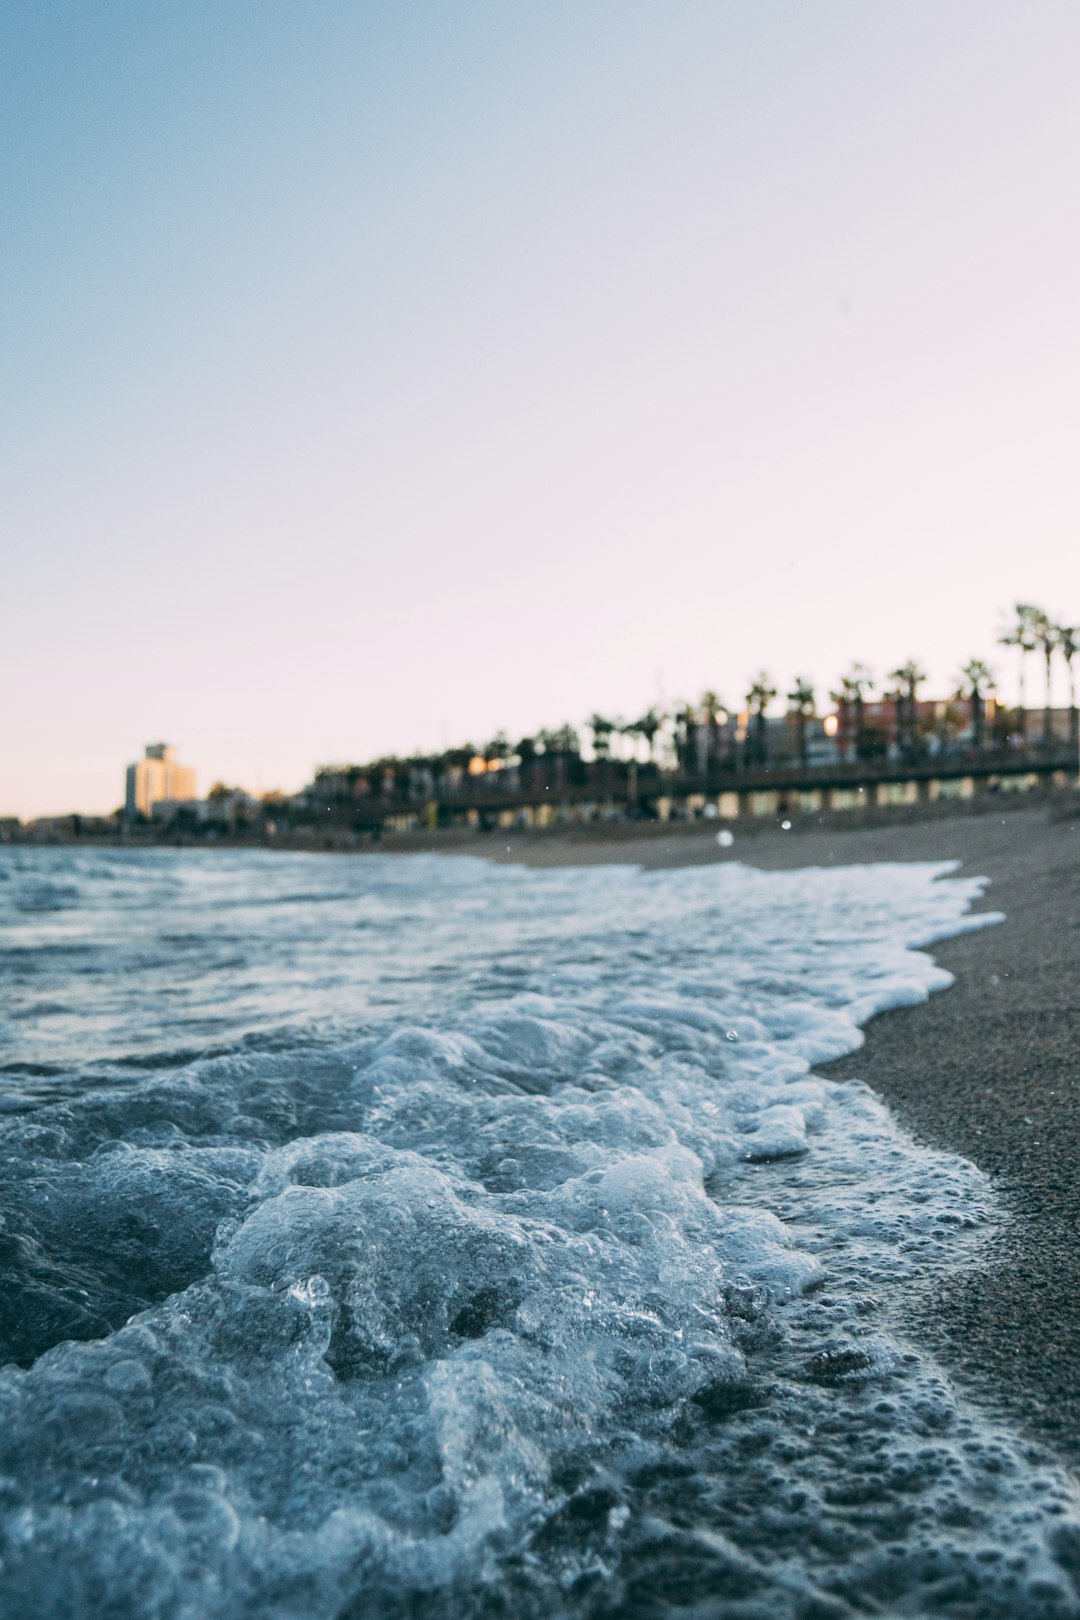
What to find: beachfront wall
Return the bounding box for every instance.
[35,742,1074,848]
[281,739,1079,842]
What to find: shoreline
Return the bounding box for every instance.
[8,779,1077,856]
[8,796,1079,1457]
[493,796,1080,1465]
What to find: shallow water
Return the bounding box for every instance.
[0,846,1077,1619]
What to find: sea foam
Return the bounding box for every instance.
[0,847,1077,1619]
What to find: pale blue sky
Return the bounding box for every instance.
[4,1,1078,817]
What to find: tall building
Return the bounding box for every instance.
[125,743,196,820]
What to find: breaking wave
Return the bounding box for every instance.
[0,846,1077,1619]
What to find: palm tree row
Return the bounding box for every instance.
[313,604,1076,803]
[588,709,665,761]
[998,604,1079,746]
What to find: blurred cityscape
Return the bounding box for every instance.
[6,605,1078,844]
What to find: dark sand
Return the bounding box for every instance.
[479,794,1080,1463]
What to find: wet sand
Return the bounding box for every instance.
[484,794,1080,1463]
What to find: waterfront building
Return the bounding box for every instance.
[124,743,196,820]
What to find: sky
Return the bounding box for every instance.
[3,0,1079,818]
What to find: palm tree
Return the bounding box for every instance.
[618,717,641,759]
[700,690,723,760]
[837,664,873,759]
[786,677,816,768]
[1056,623,1079,754]
[536,724,580,791]
[515,736,538,789]
[745,673,777,767]
[958,659,995,750]
[587,714,616,760]
[484,732,512,769]
[630,707,663,763]
[889,661,927,759]
[672,703,698,775]
[998,603,1040,741]
[1030,610,1057,745]
[539,724,580,757]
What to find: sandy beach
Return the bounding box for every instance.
[474,794,1080,1464]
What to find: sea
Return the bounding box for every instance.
[1,844,1078,1619]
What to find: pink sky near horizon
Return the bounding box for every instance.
[2,1,1078,820]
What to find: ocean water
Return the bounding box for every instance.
[0,845,1078,1619]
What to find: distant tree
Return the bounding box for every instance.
[1056,623,1079,752]
[544,723,580,757]
[879,682,901,748]
[700,691,723,764]
[958,659,995,750]
[587,714,616,760]
[998,603,1040,740]
[512,736,538,792]
[672,703,697,774]
[786,677,815,768]
[1030,610,1058,745]
[628,707,663,763]
[440,745,474,792]
[536,725,580,790]
[842,664,875,759]
[745,673,777,767]
[484,732,512,770]
[888,661,927,759]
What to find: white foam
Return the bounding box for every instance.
[0,847,1075,1619]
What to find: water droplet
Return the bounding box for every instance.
[716,829,734,848]
[726,1029,738,1042]
[781,820,792,830]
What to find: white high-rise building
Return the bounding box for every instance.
[125,743,196,820]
